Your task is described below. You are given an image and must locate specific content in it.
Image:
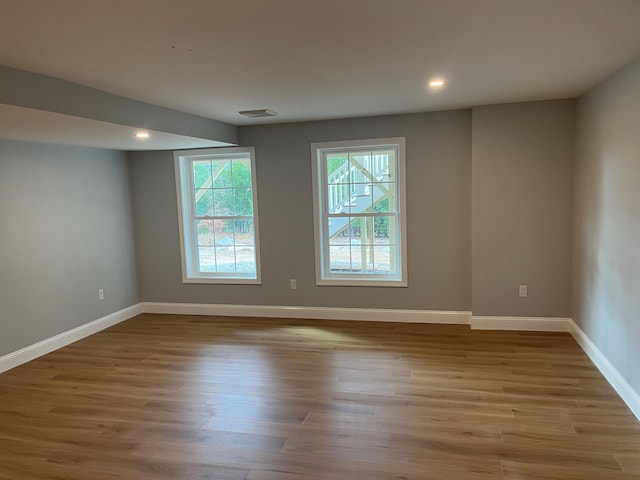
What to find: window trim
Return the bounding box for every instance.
[311,137,408,287]
[174,146,262,284]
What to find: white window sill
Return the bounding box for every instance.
[316,278,407,287]
[182,276,261,285]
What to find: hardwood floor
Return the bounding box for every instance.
[1,314,639,479]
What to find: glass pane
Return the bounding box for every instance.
[373,194,390,214]
[329,225,349,246]
[235,246,256,273]
[326,154,350,215]
[196,220,214,246]
[212,160,232,188]
[347,217,362,243]
[318,144,401,280]
[349,152,372,184]
[194,189,213,216]
[327,183,353,215]
[326,155,349,185]
[370,150,395,182]
[375,150,395,182]
[373,217,397,245]
[215,246,236,272]
[234,220,254,245]
[329,245,350,272]
[214,189,234,216]
[373,216,390,242]
[193,160,212,189]
[373,245,391,273]
[327,215,350,240]
[350,246,362,272]
[231,158,252,187]
[198,246,216,272]
[372,183,395,212]
[364,217,374,243]
[356,244,371,272]
[214,220,235,246]
[234,188,254,215]
[347,183,374,214]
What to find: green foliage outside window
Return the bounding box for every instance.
[193,160,254,233]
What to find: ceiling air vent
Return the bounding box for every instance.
[239,109,277,118]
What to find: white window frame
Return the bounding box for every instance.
[311,137,407,287]
[174,147,261,284]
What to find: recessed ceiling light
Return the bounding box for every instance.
[428,79,446,88]
[135,131,150,139]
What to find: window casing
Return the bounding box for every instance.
[311,138,407,286]
[174,147,261,284]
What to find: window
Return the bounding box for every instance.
[311,138,407,286]
[174,147,261,283]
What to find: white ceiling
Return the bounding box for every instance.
[1,0,640,128]
[0,104,229,151]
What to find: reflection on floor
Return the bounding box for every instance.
[1,314,639,479]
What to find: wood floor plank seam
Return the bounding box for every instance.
[1,314,639,479]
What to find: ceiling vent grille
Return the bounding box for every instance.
[239,109,277,118]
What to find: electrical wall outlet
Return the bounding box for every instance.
[290,279,297,290]
[98,289,104,300]
[518,285,528,297]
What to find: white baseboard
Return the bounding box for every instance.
[569,319,640,421]
[0,304,143,374]
[0,304,467,374]
[471,316,572,332]
[139,302,472,325]
[2,302,638,422]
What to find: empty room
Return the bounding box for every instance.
[1,0,640,478]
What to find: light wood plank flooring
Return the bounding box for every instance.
[1,314,639,479]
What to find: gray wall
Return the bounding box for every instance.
[130,111,472,310]
[573,58,640,393]
[0,140,138,356]
[472,100,575,317]
[0,66,238,145]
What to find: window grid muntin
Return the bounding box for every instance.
[178,149,260,281]
[188,155,256,275]
[320,145,401,279]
